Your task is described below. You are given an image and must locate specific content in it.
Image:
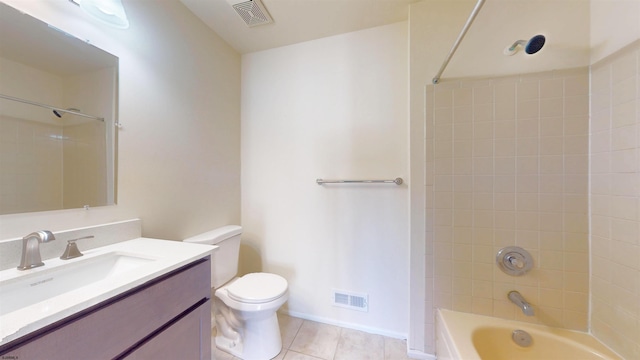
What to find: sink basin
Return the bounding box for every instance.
[0,238,214,347]
[0,252,155,316]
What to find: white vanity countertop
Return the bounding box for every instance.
[0,238,215,346]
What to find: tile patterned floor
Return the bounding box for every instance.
[213,313,412,360]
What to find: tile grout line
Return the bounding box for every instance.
[330,324,343,360]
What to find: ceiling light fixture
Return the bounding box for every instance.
[70,0,130,29]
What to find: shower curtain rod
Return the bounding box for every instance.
[432,0,486,84]
[0,93,105,122]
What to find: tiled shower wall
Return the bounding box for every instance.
[590,40,640,360]
[426,68,590,331]
[0,116,63,214]
[62,121,108,209]
[0,116,106,214]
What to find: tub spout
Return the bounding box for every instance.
[508,291,534,316]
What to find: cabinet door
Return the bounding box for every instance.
[123,300,211,360]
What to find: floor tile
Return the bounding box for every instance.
[289,320,342,360]
[283,350,324,360]
[211,315,410,360]
[278,313,304,349]
[383,337,411,360]
[334,328,384,360]
[213,345,235,360]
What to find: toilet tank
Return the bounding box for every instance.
[184,225,242,288]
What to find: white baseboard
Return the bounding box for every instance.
[281,310,407,340]
[407,349,436,359]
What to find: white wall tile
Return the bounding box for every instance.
[590,42,640,360]
[431,68,590,331]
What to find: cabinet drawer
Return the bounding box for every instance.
[123,299,211,360]
[6,257,211,359]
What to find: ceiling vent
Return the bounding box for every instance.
[226,0,273,27]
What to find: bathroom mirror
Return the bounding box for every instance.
[0,3,118,215]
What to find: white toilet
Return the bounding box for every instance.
[184,225,288,360]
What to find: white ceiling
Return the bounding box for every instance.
[179,0,418,54]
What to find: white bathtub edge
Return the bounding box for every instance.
[436,309,469,360]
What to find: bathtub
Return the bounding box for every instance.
[436,309,623,360]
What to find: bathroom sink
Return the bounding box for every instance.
[0,252,155,316]
[0,238,215,346]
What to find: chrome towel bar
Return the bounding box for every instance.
[316,178,403,185]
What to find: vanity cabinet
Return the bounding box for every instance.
[0,256,212,360]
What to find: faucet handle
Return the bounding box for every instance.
[60,235,94,260]
[507,255,525,269]
[496,246,533,276]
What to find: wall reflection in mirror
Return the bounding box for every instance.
[0,3,118,215]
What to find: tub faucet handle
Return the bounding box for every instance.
[496,246,533,276]
[507,255,524,269]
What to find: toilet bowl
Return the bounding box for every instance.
[184,226,288,360]
[215,273,288,359]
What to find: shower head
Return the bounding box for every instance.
[504,34,546,56]
[52,108,81,118]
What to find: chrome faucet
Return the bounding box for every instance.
[508,291,535,316]
[17,230,56,270]
[60,235,94,260]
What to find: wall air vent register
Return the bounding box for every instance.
[332,289,368,312]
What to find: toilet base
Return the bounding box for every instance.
[215,311,283,360]
[216,333,244,358]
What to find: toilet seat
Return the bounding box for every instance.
[226,273,288,304]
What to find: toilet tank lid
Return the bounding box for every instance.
[184,225,242,245]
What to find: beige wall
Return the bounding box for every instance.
[410,0,590,85]
[590,40,640,360]
[241,22,409,337]
[0,57,64,124]
[590,0,640,64]
[0,0,241,241]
